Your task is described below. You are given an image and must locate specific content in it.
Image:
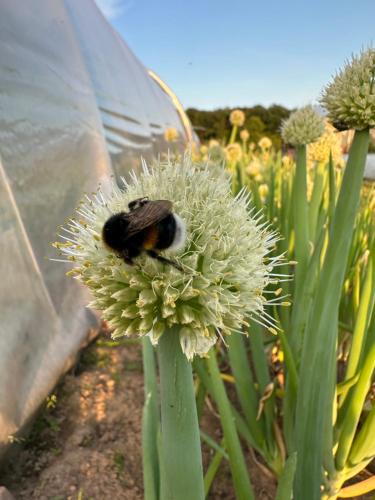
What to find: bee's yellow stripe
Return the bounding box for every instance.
[143,226,158,250]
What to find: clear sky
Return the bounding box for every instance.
[94,0,374,111]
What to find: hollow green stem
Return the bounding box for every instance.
[275,452,297,500]
[204,439,226,497]
[349,400,375,467]
[158,327,204,500]
[335,324,375,469]
[142,337,160,500]
[342,240,375,391]
[206,348,255,500]
[227,332,265,450]
[309,161,326,243]
[293,145,310,294]
[294,129,370,500]
[229,125,238,144]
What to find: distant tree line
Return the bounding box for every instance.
[186,105,292,148]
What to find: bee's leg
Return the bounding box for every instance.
[146,250,183,272]
[119,249,136,267]
[121,255,134,266]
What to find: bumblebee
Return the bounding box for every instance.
[102,197,186,271]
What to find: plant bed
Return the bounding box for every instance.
[1,329,276,500]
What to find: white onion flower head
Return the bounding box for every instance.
[281,105,325,146]
[321,48,375,130]
[54,155,282,360]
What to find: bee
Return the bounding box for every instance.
[102,197,186,271]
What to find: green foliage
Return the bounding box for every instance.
[188,94,375,496]
[113,451,125,474]
[186,104,291,147]
[246,116,265,143]
[216,123,375,498]
[134,47,375,500]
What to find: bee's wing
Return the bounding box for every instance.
[125,200,172,238]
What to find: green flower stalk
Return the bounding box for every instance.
[54,154,282,499]
[54,154,281,359]
[321,47,375,130]
[281,106,324,333]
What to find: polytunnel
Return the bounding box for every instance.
[0,0,196,460]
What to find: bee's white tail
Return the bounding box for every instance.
[169,214,187,251]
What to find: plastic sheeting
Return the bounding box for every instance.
[0,0,195,459]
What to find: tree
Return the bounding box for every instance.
[186,105,291,147]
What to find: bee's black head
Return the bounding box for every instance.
[102,212,129,252]
[128,197,149,211]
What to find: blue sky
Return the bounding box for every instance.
[95,0,374,110]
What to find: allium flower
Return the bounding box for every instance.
[225,143,243,163]
[246,159,262,178]
[321,48,375,130]
[53,155,281,360]
[209,139,220,148]
[258,137,272,150]
[281,155,293,169]
[240,129,250,141]
[307,121,344,169]
[260,151,270,164]
[230,109,245,127]
[164,127,179,142]
[208,143,226,163]
[190,142,202,163]
[258,184,269,201]
[281,105,325,146]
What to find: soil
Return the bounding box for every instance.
[1,327,275,500]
